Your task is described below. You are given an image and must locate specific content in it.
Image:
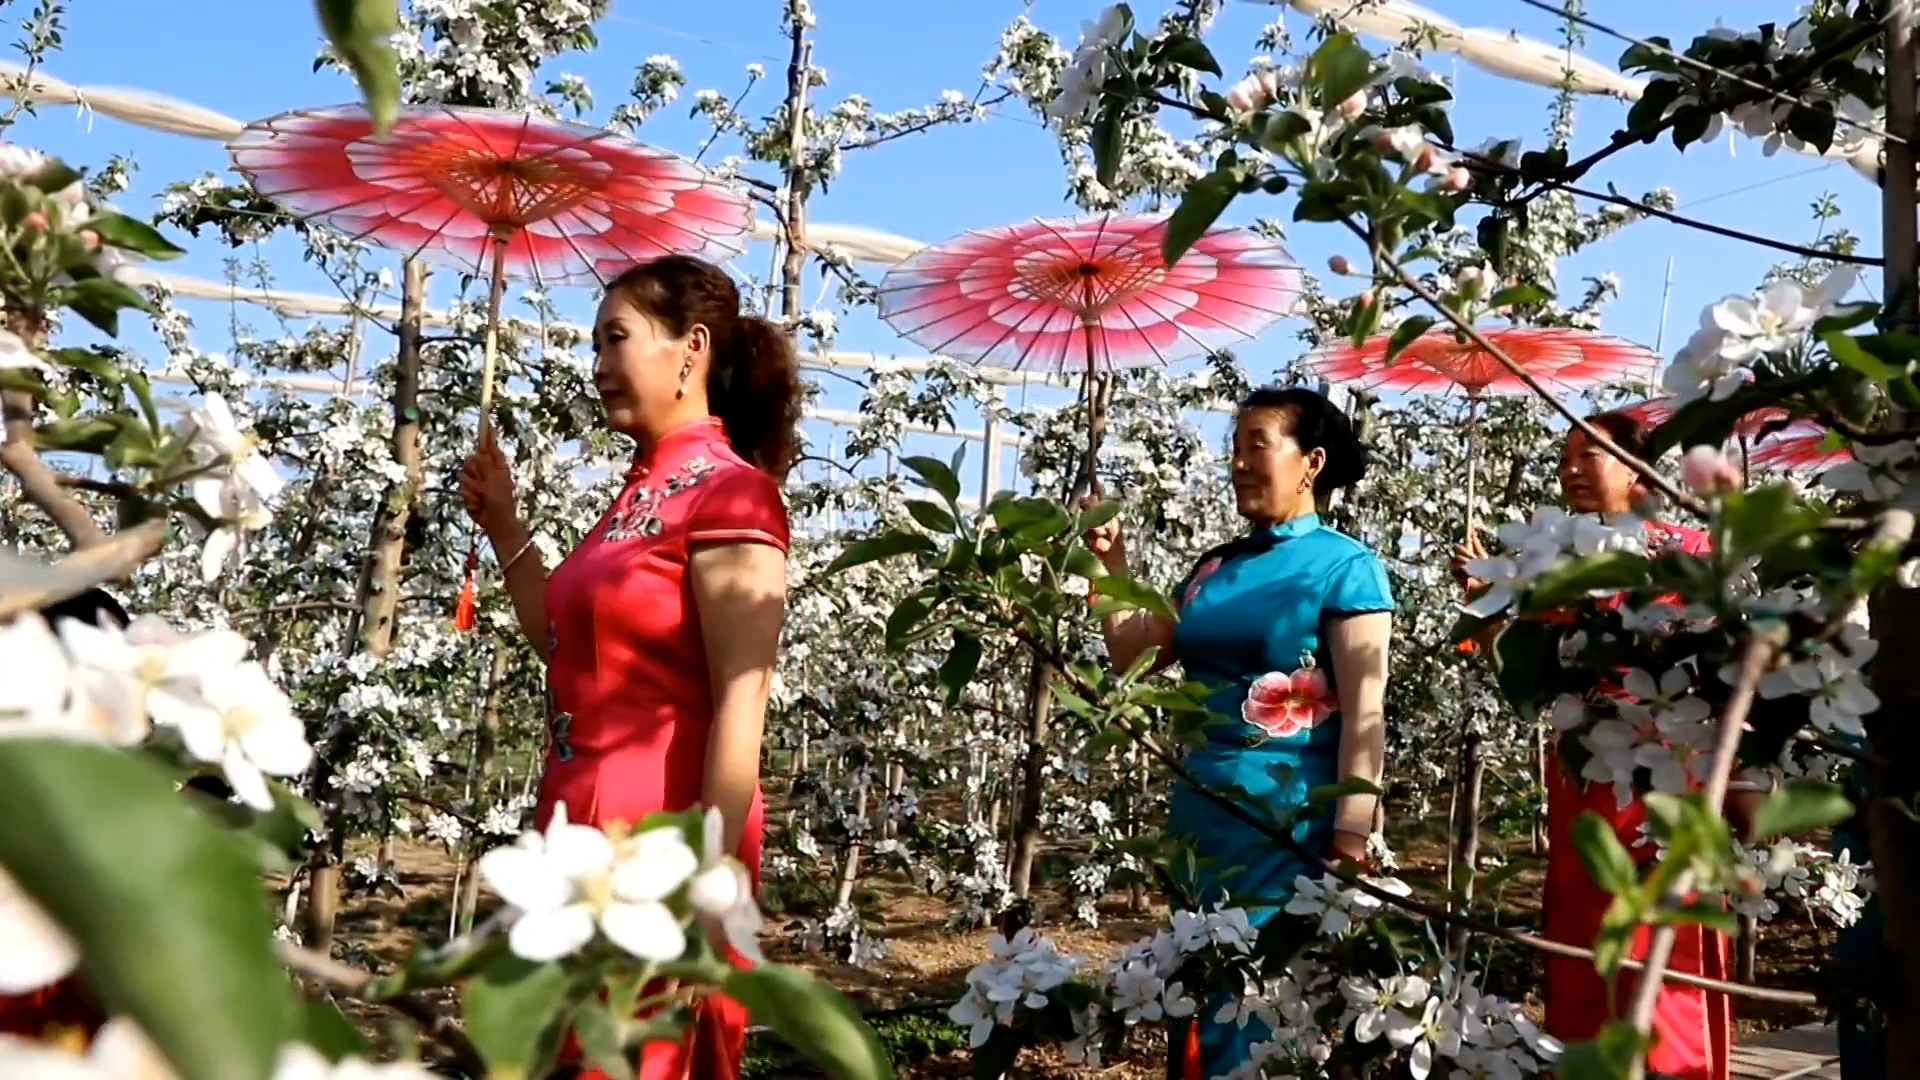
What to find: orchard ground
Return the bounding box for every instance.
[310,808,1833,1078]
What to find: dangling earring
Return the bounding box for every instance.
[675,355,694,399]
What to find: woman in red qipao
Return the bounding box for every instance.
[1455,410,1763,1080]
[458,255,799,1080]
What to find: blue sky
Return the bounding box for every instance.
[8,1,1883,493]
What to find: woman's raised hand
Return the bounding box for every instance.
[458,428,518,535]
[1079,495,1125,567]
[1449,528,1488,593]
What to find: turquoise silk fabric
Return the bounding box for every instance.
[1166,512,1394,1076]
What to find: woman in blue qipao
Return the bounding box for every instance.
[1082,387,1395,1080]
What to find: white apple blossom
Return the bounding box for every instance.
[0,864,77,994]
[480,803,699,962]
[0,328,45,371]
[149,659,311,811]
[686,805,765,963]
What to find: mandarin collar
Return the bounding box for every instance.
[1259,511,1321,541]
[625,416,725,481]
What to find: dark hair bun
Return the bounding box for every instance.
[1239,385,1368,496]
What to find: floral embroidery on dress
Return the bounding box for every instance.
[602,456,718,543]
[543,627,574,762]
[1181,556,1224,607]
[1241,656,1337,739]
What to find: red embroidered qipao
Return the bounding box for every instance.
[1542,520,1732,1080]
[541,416,788,1080]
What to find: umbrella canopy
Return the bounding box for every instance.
[228,103,753,287]
[1307,325,1659,398]
[876,213,1301,376]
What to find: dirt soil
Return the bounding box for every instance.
[319,823,1832,1078]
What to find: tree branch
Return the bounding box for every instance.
[276,942,486,1075]
[0,518,167,621]
[1347,218,1711,517]
[1013,628,1818,1005]
[0,387,108,550]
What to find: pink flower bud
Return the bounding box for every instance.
[21,210,46,232]
[1355,289,1375,309]
[1328,254,1352,275]
[1409,143,1437,173]
[78,229,99,251]
[1680,445,1742,497]
[1224,71,1281,114]
[1370,129,1396,153]
[1336,90,1368,120]
[1439,166,1472,193]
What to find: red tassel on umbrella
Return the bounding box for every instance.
[453,547,479,632]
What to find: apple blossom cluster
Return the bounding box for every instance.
[1662,267,1858,404]
[948,927,1086,1049]
[478,801,764,965]
[1461,506,1651,619]
[955,881,1561,1080]
[1734,840,1875,928]
[175,392,287,583]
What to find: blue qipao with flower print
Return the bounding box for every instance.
[1165,511,1394,1075]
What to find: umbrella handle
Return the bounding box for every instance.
[476,232,510,442]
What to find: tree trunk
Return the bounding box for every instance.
[832,769,870,910]
[1870,11,1920,1078]
[302,258,431,952]
[778,20,811,321]
[356,258,431,658]
[1449,731,1485,955]
[1007,659,1053,905]
[456,647,510,933]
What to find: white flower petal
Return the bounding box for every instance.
[508,904,597,962]
[598,900,687,961]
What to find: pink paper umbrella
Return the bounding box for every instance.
[1616,396,1843,473]
[1307,326,1659,398]
[1749,418,1853,473]
[876,213,1301,492]
[1309,326,1657,531]
[230,104,752,630]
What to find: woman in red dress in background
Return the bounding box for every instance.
[459,254,799,1080]
[1456,410,1762,1080]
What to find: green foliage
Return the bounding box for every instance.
[0,740,297,1080]
[1749,779,1855,841]
[725,965,896,1080]
[314,0,402,131]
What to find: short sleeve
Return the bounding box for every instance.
[685,465,790,553]
[1325,551,1394,616]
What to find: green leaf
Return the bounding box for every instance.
[1813,302,1879,336]
[570,1000,637,1080]
[1062,545,1107,582]
[1521,551,1651,612]
[1383,316,1434,364]
[884,590,939,650]
[901,454,961,507]
[461,955,572,1077]
[1488,282,1552,309]
[1554,1019,1649,1080]
[0,739,296,1080]
[1092,111,1124,189]
[1488,620,1561,723]
[937,631,983,706]
[1075,499,1121,534]
[1161,165,1238,267]
[824,531,936,575]
[724,965,894,1080]
[33,159,83,196]
[299,999,373,1063]
[905,499,958,534]
[62,275,152,336]
[1309,32,1373,109]
[1092,573,1177,621]
[35,415,121,454]
[1591,895,1642,979]
[314,0,402,132]
[1825,331,1905,384]
[85,211,187,260]
[1572,811,1640,896]
[45,346,126,383]
[1160,35,1221,76]
[1306,777,1381,806]
[1749,779,1854,841]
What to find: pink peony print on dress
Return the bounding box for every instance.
[1181,557,1224,606]
[1242,668,1337,738]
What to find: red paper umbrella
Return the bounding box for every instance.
[1616,395,1786,439]
[1749,418,1852,472]
[877,214,1301,374]
[228,104,751,286]
[876,214,1300,494]
[230,105,751,632]
[1307,326,1658,398]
